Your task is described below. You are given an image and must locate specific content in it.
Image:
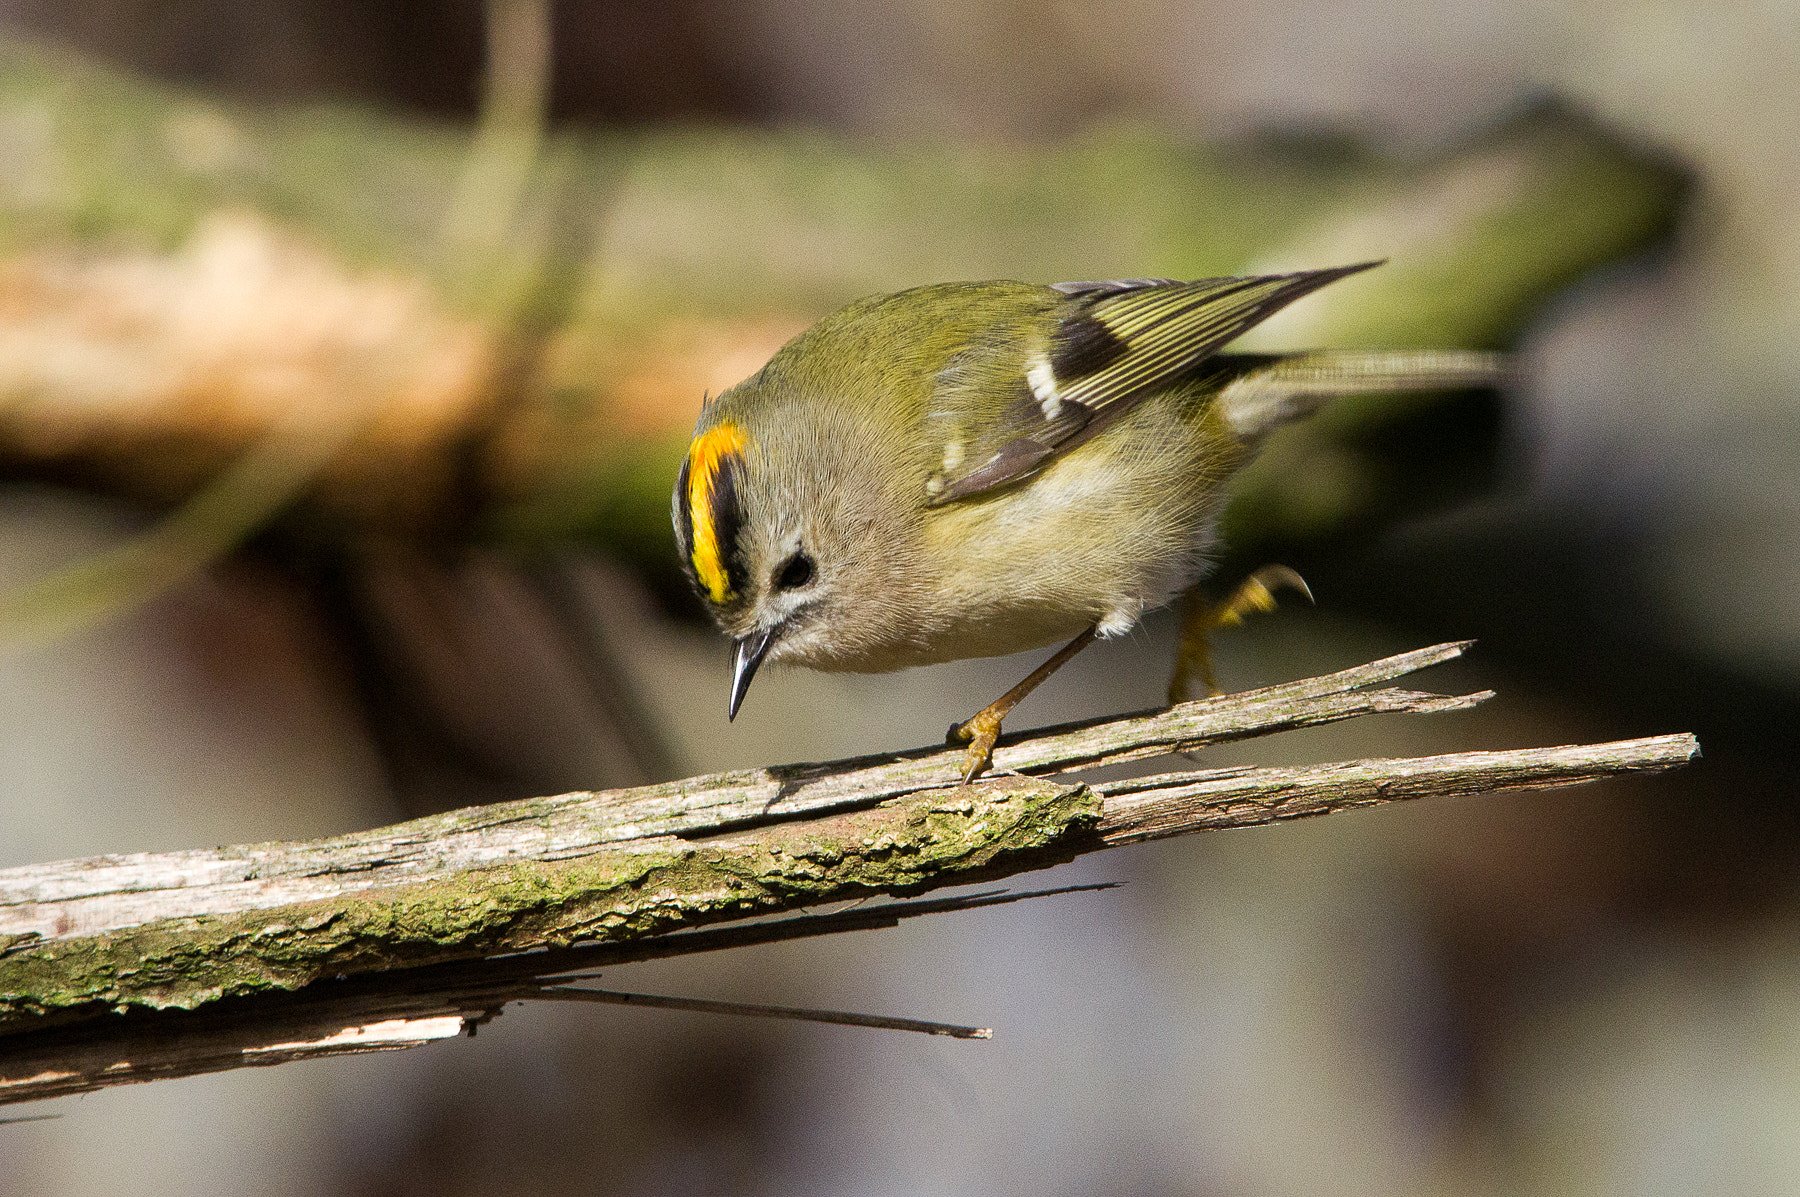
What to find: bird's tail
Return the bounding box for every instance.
[1217,349,1511,442]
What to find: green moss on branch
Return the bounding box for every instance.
[0,779,1098,1025]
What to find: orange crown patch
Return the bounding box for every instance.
[685,421,749,605]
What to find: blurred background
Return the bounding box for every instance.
[1,1,1797,1193]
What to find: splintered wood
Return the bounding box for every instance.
[0,642,1697,1105]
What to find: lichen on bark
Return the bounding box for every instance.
[0,778,1099,1024]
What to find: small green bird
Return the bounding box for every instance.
[673,264,1502,779]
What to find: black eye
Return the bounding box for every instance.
[774,552,814,591]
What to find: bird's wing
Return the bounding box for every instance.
[922,262,1379,505]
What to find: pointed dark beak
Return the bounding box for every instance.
[729,627,776,721]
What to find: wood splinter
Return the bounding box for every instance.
[0,641,1699,1105]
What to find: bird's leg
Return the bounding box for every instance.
[1168,565,1312,703]
[950,624,1098,783]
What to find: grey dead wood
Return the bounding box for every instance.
[0,642,1698,1105]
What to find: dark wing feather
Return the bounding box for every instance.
[924,262,1380,505]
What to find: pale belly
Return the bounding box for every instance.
[770,388,1242,674]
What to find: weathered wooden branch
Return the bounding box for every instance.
[0,642,1698,1104]
[0,884,1081,1104]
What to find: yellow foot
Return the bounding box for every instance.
[1168,565,1313,703]
[948,709,1003,784]
[948,624,1098,784]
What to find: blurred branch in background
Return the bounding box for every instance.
[0,642,1697,1105]
[438,0,551,263]
[0,0,558,639]
[0,30,1685,561]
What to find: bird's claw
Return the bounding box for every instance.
[1213,565,1312,629]
[1169,565,1313,703]
[948,712,1002,783]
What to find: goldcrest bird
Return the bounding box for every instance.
[673,263,1503,779]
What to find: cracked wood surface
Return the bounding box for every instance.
[0,641,1482,943]
[0,642,1699,1105]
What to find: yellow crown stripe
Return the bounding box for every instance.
[687,421,749,604]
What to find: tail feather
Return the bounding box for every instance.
[1218,349,1511,441]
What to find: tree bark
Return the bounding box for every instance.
[0,642,1698,1104]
